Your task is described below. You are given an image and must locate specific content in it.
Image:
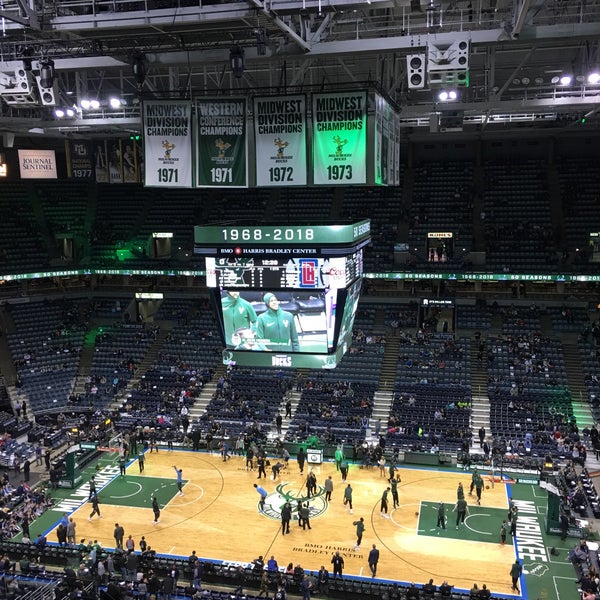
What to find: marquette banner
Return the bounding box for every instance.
[65,141,94,180]
[108,140,124,184]
[143,100,193,187]
[196,97,247,188]
[17,149,57,179]
[253,95,307,186]
[312,91,367,185]
[94,141,109,183]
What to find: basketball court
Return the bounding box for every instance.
[32,448,578,599]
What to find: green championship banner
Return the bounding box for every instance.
[65,141,94,180]
[143,100,193,187]
[253,95,307,186]
[196,97,247,188]
[312,91,367,185]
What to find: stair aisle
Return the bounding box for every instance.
[368,390,394,443]
[562,335,595,429]
[378,334,400,391]
[470,335,491,454]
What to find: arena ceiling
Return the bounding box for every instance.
[0,0,599,139]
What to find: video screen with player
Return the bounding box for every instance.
[213,288,338,354]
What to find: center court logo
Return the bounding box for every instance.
[260,482,328,521]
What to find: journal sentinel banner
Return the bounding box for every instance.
[196,97,247,188]
[253,95,307,186]
[143,100,193,187]
[18,149,57,179]
[312,91,367,185]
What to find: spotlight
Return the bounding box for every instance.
[438,89,457,102]
[559,75,572,86]
[39,59,55,89]
[54,109,65,118]
[80,100,91,110]
[109,97,122,108]
[66,108,75,117]
[90,99,100,109]
[20,46,35,71]
[230,45,245,79]
[588,72,600,84]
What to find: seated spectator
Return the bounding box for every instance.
[439,581,453,597]
[407,582,420,600]
[423,579,436,597]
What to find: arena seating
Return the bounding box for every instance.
[6,300,85,414]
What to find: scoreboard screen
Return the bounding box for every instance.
[214,288,337,354]
[197,221,370,369]
[205,252,362,290]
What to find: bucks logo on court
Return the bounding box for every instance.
[260,482,329,521]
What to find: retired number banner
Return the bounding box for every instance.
[143,100,193,187]
[66,141,94,180]
[253,95,307,187]
[196,98,247,188]
[312,91,367,185]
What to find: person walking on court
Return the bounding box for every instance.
[380,487,391,518]
[256,455,267,479]
[390,476,400,508]
[113,523,124,549]
[281,501,292,534]
[500,520,507,545]
[510,559,522,593]
[353,517,365,550]
[324,476,333,502]
[138,451,145,473]
[66,518,76,545]
[254,483,268,512]
[368,544,380,577]
[340,459,349,482]
[89,493,101,521]
[88,476,97,500]
[297,447,306,475]
[437,501,446,530]
[119,456,127,477]
[343,484,353,514]
[457,482,465,500]
[453,497,469,529]
[152,496,161,524]
[173,465,184,496]
[300,502,311,530]
[331,552,344,580]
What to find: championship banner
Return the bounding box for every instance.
[94,141,109,183]
[312,91,367,185]
[17,149,57,179]
[122,140,142,184]
[108,140,124,184]
[143,100,192,187]
[65,141,94,180]
[196,97,247,188]
[374,93,393,186]
[253,95,307,186]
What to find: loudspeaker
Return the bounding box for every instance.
[13,67,34,94]
[428,38,470,72]
[0,68,38,105]
[35,75,59,106]
[407,53,426,89]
